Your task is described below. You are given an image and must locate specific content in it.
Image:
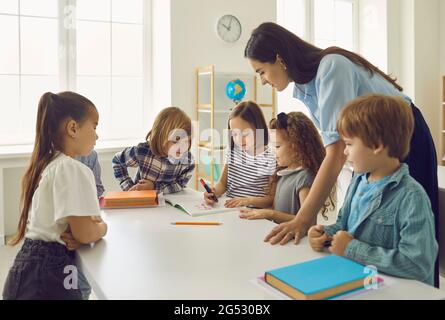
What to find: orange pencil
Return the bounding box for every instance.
[171,221,222,226]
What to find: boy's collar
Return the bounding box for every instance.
[355,163,409,189]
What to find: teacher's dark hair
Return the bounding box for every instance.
[244,22,402,91]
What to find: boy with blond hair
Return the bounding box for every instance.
[309,94,438,285]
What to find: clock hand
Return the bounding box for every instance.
[222,23,230,31]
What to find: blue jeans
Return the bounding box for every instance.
[2,238,91,300]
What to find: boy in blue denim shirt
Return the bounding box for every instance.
[308,94,438,286]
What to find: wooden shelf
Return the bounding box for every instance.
[197,104,212,109]
[198,109,231,114]
[198,145,226,152]
[195,64,276,188]
[196,172,212,182]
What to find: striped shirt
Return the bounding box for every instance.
[112,142,195,194]
[225,146,276,198]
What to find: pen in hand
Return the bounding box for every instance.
[200,178,218,203]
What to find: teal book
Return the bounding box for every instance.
[265,255,374,300]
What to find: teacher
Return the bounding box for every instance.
[244,23,438,251]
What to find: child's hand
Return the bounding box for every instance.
[329,231,354,256]
[224,197,248,208]
[91,215,103,223]
[61,227,82,251]
[204,187,218,205]
[308,225,332,252]
[130,179,155,191]
[239,208,272,220]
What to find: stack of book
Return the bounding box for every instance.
[100,190,158,209]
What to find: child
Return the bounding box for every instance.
[76,150,105,198]
[112,107,194,194]
[308,94,438,285]
[239,112,334,224]
[2,92,108,300]
[204,101,277,208]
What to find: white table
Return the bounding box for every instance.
[77,203,445,300]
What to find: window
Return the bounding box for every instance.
[0,0,59,145]
[0,0,150,146]
[276,0,358,114]
[312,0,358,51]
[75,0,148,141]
[277,0,358,51]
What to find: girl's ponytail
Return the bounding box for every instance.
[8,91,95,246]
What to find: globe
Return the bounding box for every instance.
[225,79,246,104]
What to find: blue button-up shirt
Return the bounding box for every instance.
[293,54,412,146]
[76,150,105,198]
[347,174,391,234]
[324,164,438,285]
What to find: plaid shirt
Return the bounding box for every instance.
[112,142,195,194]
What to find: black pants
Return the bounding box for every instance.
[2,239,91,300]
[404,104,439,288]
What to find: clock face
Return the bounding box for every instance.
[216,15,242,43]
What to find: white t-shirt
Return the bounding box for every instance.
[25,153,101,245]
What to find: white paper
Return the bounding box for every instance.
[164,189,239,217]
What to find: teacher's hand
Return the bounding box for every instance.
[264,218,311,245]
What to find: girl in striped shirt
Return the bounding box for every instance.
[239,112,335,224]
[112,107,195,194]
[204,101,276,208]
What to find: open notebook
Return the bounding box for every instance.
[164,188,237,217]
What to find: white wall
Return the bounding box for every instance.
[413,0,441,151]
[170,0,277,118]
[359,0,388,72]
[442,2,445,77]
[387,0,441,152]
[394,0,415,98]
[276,0,309,115]
[152,0,172,117]
[386,0,401,83]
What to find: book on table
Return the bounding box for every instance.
[164,188,237,217]
[264,255,383,300]
[100,190,159,209]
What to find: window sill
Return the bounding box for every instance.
[0,139,140,160]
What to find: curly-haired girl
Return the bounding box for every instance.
[240,111,334,224]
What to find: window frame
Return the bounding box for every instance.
[0,0,152,147]
[308,0,359,52]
